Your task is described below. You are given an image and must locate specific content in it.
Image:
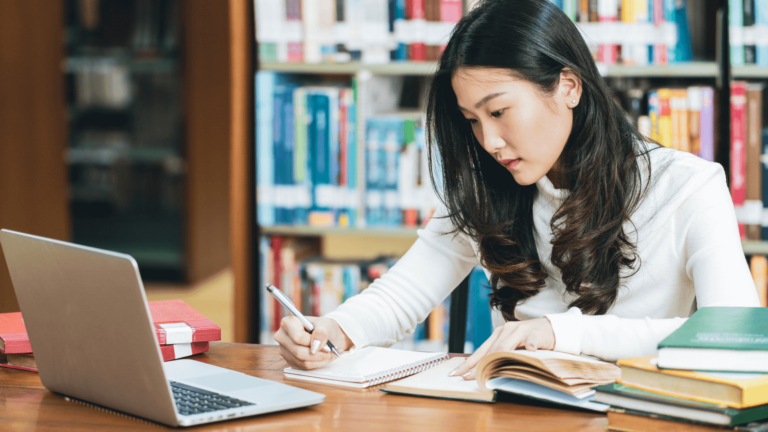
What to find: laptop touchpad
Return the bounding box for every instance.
[185,373,271,392]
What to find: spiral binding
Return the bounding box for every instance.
[63,396,164,428]
[365,353,449,386]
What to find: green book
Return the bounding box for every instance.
[596,383,768,426]
[657,307,768,372]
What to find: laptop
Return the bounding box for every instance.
[0,229,325,427]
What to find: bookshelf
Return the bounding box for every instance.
[249,0,768,347]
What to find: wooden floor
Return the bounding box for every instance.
[144,269,235,343]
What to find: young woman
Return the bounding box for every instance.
[274,0,760,378]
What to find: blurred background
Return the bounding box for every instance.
[1,0,768,352]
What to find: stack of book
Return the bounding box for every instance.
[599,307,768,431]
[0,300,220,372]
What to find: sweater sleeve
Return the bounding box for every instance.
[545,165,761,361]
[325,206,479,349]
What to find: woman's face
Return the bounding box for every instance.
[451,67,581,186]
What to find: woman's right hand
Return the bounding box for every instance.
[274,316,353,370]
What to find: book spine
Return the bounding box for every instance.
[756,0,768,66]
[597,0,618,65]
[678,89,690,153]
[732,82,748,240]
[393,0,408,60]
[286,0,304,62]
[750,255,768,307]
[658,89,672,147]
[687,87,702,157]
[271,235,284,332]
[653,0,665,64]
[746,84,764,240]
[274,82,287,224]
[700,87,715,162]
[663,0,675,62]
[745,0,756,64]
[160,342,210,362]
[762,129,768,240]
[670,90,680,150]
[731,0,745,66]
[647,90,660,142]
[294,88,311,225]
[256,72,275,227]
[410,0,427,61]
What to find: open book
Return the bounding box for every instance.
[284,346,448,388]
[383,350,621,411]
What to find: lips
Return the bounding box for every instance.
[499,158,521,170]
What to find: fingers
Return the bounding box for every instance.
[461,368,477,381]
[309,325,330,355]
[280,316,311,347]
[274,316,335,366]
[278,345,334,370]
[450,326,502,377]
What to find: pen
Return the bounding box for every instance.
[266,284,341,357]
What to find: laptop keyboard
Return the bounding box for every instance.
[170,381,255,417]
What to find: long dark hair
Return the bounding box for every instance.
[426,0,652,320]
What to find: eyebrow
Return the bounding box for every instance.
[457,92,507,111]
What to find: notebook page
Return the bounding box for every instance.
[386,357,485,393]
[284,347,447,384]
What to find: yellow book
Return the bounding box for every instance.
[751,255,768,307]
[658,89,673,148]
[617,356,768,409]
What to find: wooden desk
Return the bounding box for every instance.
[0,343,608,431]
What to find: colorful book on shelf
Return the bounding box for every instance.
[762,129,768,240]
[617,355,768,409]
[751,255,768,308]
[656,307,768,373]
[732,82,748,240]
[746,83,764,240]
[383,350,619,411]
[700,87,715,162]
[757,0,768,67]
[729,0,745,66]
[596,383,768,427]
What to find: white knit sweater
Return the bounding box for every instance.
[326,147,761,361]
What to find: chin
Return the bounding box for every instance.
[510,172,538,186]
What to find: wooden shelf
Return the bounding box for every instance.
[743,241,768,255]
[733,66,768,79]
[260,225,420,238]
[260,61,437,75]
[260,228,768,256]
[600,62,718,77]
[261,61,720,77]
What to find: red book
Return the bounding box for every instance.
[150,300,221,345]
[160,342,209,362]
[0,312,31,354]
[731,82,748,239]
[409,0,427,61]
[0,300,220,353]
[271,236,284,332]
[0,341,209,373]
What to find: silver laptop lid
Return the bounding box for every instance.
[0,229,179,426]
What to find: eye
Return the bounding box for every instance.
[491,108,505,118]
[466,118,478,125]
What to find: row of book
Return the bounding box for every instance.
[256,71,441,228]
[258,235,493,352]
[601,307,768,431]
[730,83,765,241]
[729,0,768,66]
[0,300,219,372]
[254,0,690,65]
[633,86,716,160]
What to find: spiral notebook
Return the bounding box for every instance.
[283,347,448,388]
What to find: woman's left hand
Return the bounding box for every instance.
[450,317,556,380]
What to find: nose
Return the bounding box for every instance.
[480,121,505,154]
